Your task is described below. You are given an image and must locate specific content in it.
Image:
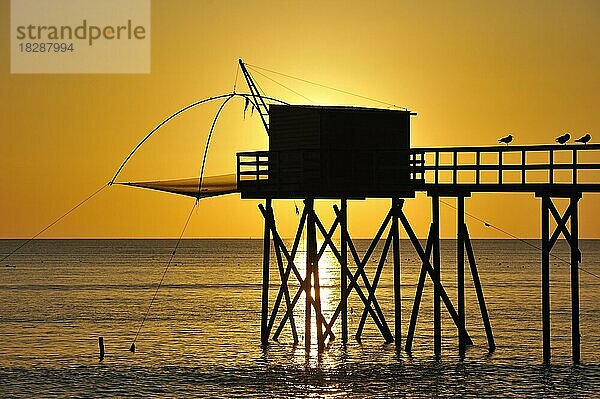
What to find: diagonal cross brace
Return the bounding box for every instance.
[356,229,394,341]
[258,204,333,342]
[273,237,299,343]
[263,204,306,339]
[462,223,495,352]
[405,226,434,353]
[309,207,393,342]
[546,199,582,262]
[324,206,394,342]
[398,211,473,351]
[548,200,574,250]
[311,210,388,340]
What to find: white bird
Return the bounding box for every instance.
[555,133,570,145]
[498,134,513,145]
[574,133,591,144]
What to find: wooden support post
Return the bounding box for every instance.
[392,198,403,349]
[308,207,325,352]
[432,195,442,359]
[570,195,580,364]
[457,196,466,357]
[305,199,314,352]
[341,199,348,344]
[261,199,272,346]
[541,196,551,363]
[98,336,105,361]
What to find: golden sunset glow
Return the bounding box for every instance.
[1,0,599,238]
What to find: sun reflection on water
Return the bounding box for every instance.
[301,244,342,367]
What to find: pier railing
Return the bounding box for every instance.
[237,150,270,187]
[237,144,600,196]
[237,149,426,196]
[411,143,600,193]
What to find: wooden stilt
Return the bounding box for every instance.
[305,199,313,352]
[541,196,551,363]
[432,195,442,360]
[457,196,466,356]
[260,199,272,346]
[308,208,325,352]
[392,198,403,349]
[570,195,580,364]
[341,199,348,344]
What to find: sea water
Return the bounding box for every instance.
[1,239,599,398]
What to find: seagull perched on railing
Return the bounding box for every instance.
[498,134,513,145]
[555,132,570,145]
[575,133,591,144]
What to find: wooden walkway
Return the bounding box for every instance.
[411,143,600,194]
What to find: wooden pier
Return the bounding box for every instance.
[238,143,600,364]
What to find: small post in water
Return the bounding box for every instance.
[98,337,105,361]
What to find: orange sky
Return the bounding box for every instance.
[1,0,599,239]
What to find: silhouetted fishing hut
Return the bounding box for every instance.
[259,104,415,198]
[238,103,420,352]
